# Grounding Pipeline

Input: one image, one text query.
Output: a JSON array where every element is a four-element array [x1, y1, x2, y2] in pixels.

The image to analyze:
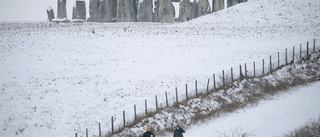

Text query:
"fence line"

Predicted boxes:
[[74, 39, 319, 137]]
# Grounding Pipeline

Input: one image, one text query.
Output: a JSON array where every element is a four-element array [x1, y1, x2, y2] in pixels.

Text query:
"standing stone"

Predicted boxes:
[[57, 0, 67, 19], [194, 0, 211, 17], [212, 0, 224, 12], [88, 0, 99, 21], [179, 0, 195, 22], [72, 0, 86, 20], [46, 6, 55, 22], [157, 0, 175, 22], [89, 0, 117, 22], [233, 0, 238, 6], [137, 0, 153, 22], [227, 0, 238, 8], [117, 0, 137, 22], [99, 0, 117, 22], [111, 0, 118, 21]]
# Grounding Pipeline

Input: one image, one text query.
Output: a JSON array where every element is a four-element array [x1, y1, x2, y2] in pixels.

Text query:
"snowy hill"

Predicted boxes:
[[0, 0, 319, 136], [185, 81, 320, 137]]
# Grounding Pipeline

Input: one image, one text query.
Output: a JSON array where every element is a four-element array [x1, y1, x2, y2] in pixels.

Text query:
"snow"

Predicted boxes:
[[0, 0, 320, 136], [51, 18, 70, 22], [185, 82, 320, 137], [46, 6, 53, 11], [137, 0, 143, 14], [173, 2, 180, 18]]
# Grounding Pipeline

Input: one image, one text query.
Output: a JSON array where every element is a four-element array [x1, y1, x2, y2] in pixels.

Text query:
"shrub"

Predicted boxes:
[[284, 116, 320, 137]]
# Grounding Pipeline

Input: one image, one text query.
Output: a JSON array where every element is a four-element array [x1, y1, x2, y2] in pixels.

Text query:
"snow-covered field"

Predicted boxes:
[[0, 0, 320, 136]]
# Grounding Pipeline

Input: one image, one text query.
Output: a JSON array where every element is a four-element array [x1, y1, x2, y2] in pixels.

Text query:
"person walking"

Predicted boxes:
[[143, 126, 155, 137], [173, 124, 185, 137]]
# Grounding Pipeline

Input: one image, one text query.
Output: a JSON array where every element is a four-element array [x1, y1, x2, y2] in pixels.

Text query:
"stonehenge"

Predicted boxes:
[[48, 0, 248, 23]]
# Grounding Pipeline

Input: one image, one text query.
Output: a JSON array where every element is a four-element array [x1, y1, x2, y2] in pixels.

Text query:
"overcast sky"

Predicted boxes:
[[0, 0, 90, 21]]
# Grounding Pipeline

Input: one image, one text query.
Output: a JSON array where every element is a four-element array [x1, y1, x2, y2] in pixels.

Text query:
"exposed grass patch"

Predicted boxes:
[[218, 126, 255, 137], [284, 116, 320, 137]]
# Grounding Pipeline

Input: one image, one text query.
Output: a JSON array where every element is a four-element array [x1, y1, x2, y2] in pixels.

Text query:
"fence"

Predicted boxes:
[[74, 39, 319, 137]]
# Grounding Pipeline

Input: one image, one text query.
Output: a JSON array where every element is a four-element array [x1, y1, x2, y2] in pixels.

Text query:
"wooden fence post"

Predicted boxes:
[[145, 100, 147, 115], [239, 65, 243, 80], [165, 92, 168, 107], [213, 74, 216, 90], [155, 95, 158, 111], [300, 44, 302, 59], [245, 63, 247, 77], [231, 67, 233, 82], [286, 48, 288, 65], [185, 84, 188, 100], [253, 62, 256, 77], [195, 80, 198, 96], [134, 105, 137, 120], [307, 41, 309, 56], [314, 39, 316, 53], [269, 55, 272, 73], [207, 78, 210, 94], [278, 52, 280, 69], [99, 123, 101, 137], [175, 87, 178, 104], [263, 59, 265, 75], [222, 70, 225, 88], [111, 117, 114, 134], [86, 128, 88, 137], [123, 111, 126, 128], [293, 46, 295, 63], [75, 133, 77, 137]]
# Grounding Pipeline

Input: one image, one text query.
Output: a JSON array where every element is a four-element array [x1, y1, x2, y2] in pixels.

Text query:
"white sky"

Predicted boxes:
[[0, 0, 90, 21]]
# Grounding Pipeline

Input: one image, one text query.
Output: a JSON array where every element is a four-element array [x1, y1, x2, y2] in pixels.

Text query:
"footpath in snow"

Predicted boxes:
[[183, 81, 320, 137]]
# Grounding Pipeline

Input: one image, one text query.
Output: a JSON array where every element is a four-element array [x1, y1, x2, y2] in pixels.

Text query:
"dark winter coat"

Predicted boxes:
[[143, 131, 155, 137], [173, 127, 185, 137]]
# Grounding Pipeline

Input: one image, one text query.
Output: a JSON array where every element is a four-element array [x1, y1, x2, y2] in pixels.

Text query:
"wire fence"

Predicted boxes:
[[74, 39, 319, 137]]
